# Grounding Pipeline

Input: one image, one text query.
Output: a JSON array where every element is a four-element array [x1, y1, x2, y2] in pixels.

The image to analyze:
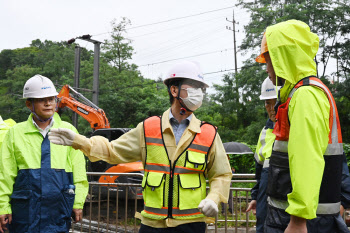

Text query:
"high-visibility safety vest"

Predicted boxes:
[[254, 119, 275, 168], [267, 77, 343, 215], [141, 116, 216, 220]]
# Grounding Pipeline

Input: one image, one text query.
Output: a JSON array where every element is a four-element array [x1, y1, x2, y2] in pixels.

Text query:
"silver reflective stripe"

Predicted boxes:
[[189, 144, 209, 152], [173, 208, 201, 215], [273, 140, 288, 153], [145, 137, 163, 144], [267, 197, 289, 210], [144, 206, 168, 215], [254, 152, 264, 165], [289, 88, 297, 98], [258, 128, 268, 161], [263, 159, 270, 168], [316, 202, 341, 215], [145, 164, 170, 173], [174, 167, 202, 174], [325, 143, 343, 155], [268, 197, 341, 215]]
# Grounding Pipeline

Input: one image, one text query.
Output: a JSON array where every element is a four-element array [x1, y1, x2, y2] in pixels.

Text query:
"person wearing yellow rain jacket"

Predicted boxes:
[[48, 61, 232, 233], [255, 20, 349, 232], [246, 77, 279, 233], [0, 116, 16, 145], [0, 75, 88, 233]]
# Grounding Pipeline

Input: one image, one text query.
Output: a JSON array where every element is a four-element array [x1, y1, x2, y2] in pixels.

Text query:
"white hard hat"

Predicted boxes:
[[259, 77, 280, 100], [23, 74, 58, 99], [163, 61, 209, 88]]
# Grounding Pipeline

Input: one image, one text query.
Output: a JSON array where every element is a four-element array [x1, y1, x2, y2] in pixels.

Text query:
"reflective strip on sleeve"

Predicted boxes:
[[254, 152, 264, 165], [268, 197, 341, 215], [263, 159, 270, 168], [324, 143, 343, 156], [258, 129, 268, 161]]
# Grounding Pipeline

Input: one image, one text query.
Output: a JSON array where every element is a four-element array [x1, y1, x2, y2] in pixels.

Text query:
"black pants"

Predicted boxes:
[[264, 205, 350, 233], [139, 222, 206, 233]]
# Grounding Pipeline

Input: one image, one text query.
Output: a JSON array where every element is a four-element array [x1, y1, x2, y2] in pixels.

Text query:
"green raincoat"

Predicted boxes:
[[266, 20, 331, 219]]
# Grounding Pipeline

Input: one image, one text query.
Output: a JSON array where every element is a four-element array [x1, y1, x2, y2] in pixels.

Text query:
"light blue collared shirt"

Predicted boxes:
[[169, 110, 192, 145]]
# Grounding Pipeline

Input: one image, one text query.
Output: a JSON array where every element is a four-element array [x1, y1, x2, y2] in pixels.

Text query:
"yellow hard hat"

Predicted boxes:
[[255, 33, 268, 63]]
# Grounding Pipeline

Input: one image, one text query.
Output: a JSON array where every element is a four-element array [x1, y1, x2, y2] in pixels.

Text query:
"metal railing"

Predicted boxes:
[[70, 173, 256, 233]]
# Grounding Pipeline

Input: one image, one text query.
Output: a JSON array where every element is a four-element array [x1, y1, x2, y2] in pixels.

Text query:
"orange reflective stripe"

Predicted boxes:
[[190, 123, 216, 153]]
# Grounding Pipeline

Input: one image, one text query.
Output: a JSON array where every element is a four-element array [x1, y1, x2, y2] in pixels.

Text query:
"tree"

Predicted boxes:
[[102, 18, 134, 73]]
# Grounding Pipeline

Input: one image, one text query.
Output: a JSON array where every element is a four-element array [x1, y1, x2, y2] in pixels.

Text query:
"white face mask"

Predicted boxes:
[[180, 88, 203, 111]]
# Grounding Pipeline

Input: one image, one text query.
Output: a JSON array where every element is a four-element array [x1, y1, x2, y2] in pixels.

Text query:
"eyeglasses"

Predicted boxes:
[[181, 87, 206, 93], [33, 97, 57, 104]]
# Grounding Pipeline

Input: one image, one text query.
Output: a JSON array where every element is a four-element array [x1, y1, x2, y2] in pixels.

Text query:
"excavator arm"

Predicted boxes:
[[57, 85, 110, 130]]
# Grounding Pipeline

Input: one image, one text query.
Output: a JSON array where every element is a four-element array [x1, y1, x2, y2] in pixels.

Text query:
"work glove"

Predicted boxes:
[[48, 128, 76, 146], [198, 198, 218, 217]]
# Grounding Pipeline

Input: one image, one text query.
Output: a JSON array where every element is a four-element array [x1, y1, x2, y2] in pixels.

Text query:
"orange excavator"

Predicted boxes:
[[57, 85, 143, 199], [57, 85, 110, 130]]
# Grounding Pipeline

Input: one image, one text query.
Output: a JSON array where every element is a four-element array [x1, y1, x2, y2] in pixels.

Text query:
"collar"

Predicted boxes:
[[24, 112, 62, 134], [162, 108, 201, 133], [32, 117, 55, 134], [169, 109, 193, 124]]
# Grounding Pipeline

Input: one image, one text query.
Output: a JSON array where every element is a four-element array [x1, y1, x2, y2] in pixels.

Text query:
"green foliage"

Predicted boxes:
[[0, 18, 169, 136]]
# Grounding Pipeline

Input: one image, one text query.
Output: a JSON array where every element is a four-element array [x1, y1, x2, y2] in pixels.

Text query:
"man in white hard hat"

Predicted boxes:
[[0, 75, 88, 233], [49, 61, 232, 233], [246, 77, 280, 233]]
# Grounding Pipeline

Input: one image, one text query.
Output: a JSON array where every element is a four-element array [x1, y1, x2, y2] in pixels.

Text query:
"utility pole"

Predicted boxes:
[[77, 35, 102, 106], [226, 9, 238, 74], [68, 35, 102, 106]]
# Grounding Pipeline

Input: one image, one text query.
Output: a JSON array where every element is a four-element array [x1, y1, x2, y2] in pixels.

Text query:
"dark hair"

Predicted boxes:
[[167, 78, 182, 104]]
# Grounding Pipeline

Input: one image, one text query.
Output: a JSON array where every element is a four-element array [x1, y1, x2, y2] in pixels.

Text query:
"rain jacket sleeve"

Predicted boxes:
[[205, 133, 233, 205], [251, 129, 264, 200], [72, 122, 143, 165], [70, 128, 89, 209], [0, 128, 16, 215], [286, 86, 330, 219]]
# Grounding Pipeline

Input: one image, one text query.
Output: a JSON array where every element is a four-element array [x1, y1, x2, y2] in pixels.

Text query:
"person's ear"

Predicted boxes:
[[25, 100, 32, 110], [170, 85, 179, 98]]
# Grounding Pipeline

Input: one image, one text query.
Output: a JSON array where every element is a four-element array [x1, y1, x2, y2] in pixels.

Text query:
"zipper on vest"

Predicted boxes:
[[168, 162, 174, 218]]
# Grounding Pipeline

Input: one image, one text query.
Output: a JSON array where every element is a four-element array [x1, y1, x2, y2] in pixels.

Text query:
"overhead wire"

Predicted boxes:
[[138, 48, 234, 66], [92, 6, 236, 37]]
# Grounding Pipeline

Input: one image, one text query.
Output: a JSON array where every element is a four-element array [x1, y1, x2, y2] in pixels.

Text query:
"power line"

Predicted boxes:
[[92, 6, 235, 37], [139, 48, 234, 66]]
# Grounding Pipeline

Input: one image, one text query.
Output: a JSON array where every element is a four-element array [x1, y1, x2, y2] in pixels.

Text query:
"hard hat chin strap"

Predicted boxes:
[[30, 99, 55, 123], [174, 81, 193, 115]]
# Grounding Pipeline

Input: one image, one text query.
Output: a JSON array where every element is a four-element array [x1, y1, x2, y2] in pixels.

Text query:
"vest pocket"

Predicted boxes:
[[186, 151, 206, 170], [266, 151, 292, 200], [179, 173, 202, 209], [10, 190, 32, 232], [143, 172, 165, 208]]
